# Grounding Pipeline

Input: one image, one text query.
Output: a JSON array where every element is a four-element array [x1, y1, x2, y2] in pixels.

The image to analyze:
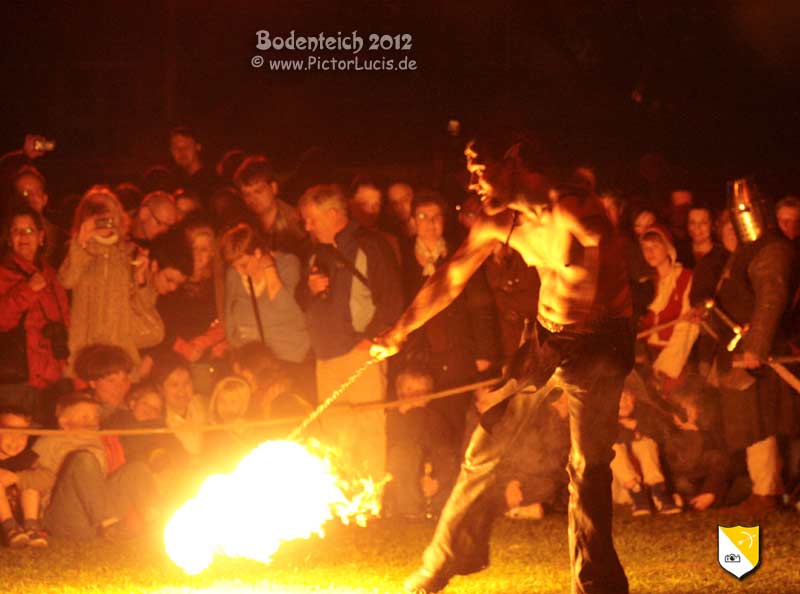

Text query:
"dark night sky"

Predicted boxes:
[[3, 1, 800, 197]]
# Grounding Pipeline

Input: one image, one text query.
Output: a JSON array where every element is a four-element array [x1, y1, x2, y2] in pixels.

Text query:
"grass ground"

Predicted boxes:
[[1, 508, 798, 594]]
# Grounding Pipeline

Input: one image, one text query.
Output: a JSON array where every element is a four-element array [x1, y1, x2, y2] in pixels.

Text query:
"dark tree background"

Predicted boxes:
[[3, 1, 800, 199]]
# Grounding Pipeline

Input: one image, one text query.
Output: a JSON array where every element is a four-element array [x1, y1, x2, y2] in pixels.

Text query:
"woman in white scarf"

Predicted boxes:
[[413, 201, 448, 276], [639, 225, 699, 381]]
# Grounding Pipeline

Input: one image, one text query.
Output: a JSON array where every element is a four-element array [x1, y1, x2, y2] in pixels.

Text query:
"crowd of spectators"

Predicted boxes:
[[0, 129, 799, 549]]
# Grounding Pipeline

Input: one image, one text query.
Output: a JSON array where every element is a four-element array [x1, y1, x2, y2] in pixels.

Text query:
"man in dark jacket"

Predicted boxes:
[[299, 184, 403, 478]]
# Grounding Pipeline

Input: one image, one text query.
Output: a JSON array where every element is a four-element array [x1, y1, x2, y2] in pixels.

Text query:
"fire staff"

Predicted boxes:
[[372, 144, 634, 594]]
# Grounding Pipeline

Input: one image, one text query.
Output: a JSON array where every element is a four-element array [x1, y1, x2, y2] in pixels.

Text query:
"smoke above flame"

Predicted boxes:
[[164, 440, 385, 575]]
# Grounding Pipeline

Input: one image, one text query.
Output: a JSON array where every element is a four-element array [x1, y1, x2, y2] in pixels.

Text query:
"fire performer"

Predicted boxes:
[[371, 143, 634, 594]]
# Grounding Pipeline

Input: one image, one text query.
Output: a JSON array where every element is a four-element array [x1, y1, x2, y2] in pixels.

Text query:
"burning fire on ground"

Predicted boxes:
[[164, 440, 386, 575]]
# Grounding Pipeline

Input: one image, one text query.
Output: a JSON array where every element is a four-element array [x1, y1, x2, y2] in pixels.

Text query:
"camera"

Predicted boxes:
[[33, 138, 56, 152], [42, 321, 70, 361], [724, 554, 741, 563], [94, 217, 116, 229]]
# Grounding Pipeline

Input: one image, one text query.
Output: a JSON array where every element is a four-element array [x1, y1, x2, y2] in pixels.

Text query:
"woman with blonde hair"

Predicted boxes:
[[206, 375, 256, 471], [58, 186, 149, 375]]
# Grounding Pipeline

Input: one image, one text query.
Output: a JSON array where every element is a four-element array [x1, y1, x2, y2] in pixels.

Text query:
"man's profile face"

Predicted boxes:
[[776, 205, 800, 241], [140, 202, 177, 240], [300, 202, 340, 245], [240, 179, 278, 217], [15, 173, 48, 213], [170, 133, 201, 171]]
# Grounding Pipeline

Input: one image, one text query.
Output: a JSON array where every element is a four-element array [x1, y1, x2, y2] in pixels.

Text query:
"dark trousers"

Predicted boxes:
[[418, 319, 633, 594]]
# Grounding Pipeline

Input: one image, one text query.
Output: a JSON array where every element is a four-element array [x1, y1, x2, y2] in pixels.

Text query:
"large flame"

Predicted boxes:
[[164, 440, 384, 575]]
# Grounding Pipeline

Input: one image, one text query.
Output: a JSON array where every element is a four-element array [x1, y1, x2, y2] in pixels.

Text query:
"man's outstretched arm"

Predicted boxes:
[[372, 221, 497, 357]]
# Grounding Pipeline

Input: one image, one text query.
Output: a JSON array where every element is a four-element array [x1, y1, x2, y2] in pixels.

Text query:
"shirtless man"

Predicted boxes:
[[371, 145, 634, 594]]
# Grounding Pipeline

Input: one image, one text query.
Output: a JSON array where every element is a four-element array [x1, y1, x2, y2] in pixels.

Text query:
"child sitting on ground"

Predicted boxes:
[[206, 376, 258, 471], [662, 379, 730, 511], [104, 382, 177, 473], [497, 387, 571, 521], [384, 366, 459, 519], [0, 408, 48, 548], [20, 394, 157, 540], [611, 373, 681, 516], [73, 343, 134, 424], [151, 352, 209, 462]]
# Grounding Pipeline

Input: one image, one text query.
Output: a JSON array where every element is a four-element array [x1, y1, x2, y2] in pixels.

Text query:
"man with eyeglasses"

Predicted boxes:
[[130, 191, 178, 249]]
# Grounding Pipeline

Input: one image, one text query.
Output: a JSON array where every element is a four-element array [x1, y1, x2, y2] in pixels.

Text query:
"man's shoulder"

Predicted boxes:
[[273, 250, 300, 270], [353, 225, 394, 255]]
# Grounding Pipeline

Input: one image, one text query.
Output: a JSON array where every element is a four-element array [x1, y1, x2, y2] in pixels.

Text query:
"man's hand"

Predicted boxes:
[[0, 468, 19, 488], [504, 480, 524, 509], [475, 359, 491, 373], [307, 267, 330, 296], [690, 492, 715, 511], [28, 272, 47, 292], [138, 355, 154, 379], [369, 329, 403, 360], [132, 247, 150, 286], [22, 134, 49, 160], [421, 473, 440, 499], [739, 351, 761, 369]]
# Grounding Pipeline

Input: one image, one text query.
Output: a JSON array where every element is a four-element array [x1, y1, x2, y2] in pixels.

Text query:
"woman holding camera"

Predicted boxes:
[[0, 206, 70, 417], [59, 186, 151, 377]]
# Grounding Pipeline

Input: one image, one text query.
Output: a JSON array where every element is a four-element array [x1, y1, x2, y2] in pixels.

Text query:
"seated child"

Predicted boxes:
[[22, 394, 157, 540], [496, 387, 570, 521], [611, 374, 681, 516], [151, 352, 208, 460], [662, 380, 730, 511], [206, 376, 258, 471], [0, 408, 48, 548], [104, 382, 178, 473], [384, 366, 459, 519], [73, 343, 134, 423]]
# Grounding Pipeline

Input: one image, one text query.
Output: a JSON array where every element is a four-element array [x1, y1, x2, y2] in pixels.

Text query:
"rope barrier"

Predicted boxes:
[[0, 376, 501, 438]]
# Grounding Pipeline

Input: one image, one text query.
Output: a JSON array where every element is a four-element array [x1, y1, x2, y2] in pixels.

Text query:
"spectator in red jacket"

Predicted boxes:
[[0, 206, 70, 420]]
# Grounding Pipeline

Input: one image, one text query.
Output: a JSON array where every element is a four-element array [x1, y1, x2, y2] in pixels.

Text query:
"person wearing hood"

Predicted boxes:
[[637, 225, 699, 388]]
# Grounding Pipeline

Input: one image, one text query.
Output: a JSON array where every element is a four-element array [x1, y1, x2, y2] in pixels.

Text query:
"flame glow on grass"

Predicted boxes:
[[164, 440, 385, 575]]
